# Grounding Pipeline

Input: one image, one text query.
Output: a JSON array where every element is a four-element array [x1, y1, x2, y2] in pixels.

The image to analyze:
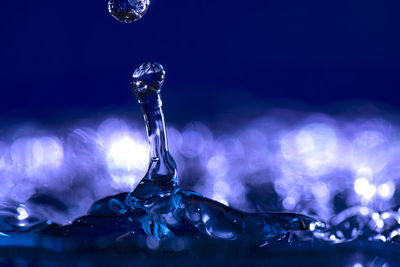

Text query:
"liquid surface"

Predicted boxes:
[[0, 62, 400, 266]]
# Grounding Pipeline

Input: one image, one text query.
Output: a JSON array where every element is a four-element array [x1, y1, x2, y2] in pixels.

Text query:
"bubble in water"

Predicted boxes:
[[108, 0, 150, 23], [132, 62, 165, 98]]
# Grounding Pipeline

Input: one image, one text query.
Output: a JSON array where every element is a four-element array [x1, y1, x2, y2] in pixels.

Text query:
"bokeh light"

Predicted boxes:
[[0, 108, 400, 225]]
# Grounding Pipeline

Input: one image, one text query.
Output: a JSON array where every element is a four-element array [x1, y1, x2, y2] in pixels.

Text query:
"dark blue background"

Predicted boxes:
[[1, 0, 399, 121]]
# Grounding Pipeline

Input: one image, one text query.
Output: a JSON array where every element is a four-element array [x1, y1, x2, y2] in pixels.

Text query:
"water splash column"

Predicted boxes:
[[132, 62, 177, 188]]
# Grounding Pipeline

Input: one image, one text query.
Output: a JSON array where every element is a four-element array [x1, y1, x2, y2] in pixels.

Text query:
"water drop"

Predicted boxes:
[[108, 0, 150, 23], [132, 62, 165, 99]]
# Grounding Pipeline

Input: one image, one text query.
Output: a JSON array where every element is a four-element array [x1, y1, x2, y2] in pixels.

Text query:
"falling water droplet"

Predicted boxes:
[[108, 0, 150, 23]]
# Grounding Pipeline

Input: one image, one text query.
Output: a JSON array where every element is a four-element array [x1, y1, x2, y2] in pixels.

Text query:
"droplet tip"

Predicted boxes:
[[131, 62, 165, 99]]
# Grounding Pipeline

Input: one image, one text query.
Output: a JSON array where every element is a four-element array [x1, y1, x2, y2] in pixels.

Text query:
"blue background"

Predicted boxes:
[[1, 0, 399, 121]]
